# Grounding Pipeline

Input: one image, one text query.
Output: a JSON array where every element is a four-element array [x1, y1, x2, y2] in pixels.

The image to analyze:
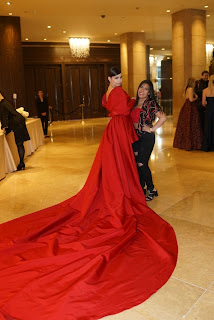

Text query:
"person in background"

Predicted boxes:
[[173, 77, 203, 151], [36, 90, 49, 137], [201, 74, 214, 151], [0, 92, 30, 170], [195, 70, 209, 132], [131, 80, 167, 201]]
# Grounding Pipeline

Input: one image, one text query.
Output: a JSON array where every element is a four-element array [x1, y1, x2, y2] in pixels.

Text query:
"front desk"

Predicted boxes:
[[0, 118, 44, 180]]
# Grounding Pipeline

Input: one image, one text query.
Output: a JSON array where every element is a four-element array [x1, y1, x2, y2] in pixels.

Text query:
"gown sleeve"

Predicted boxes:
[[102, 87, 134, 116]]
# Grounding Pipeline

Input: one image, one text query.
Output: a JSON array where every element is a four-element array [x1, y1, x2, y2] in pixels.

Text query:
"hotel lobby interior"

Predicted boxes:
[[0, 1, 214, 320]]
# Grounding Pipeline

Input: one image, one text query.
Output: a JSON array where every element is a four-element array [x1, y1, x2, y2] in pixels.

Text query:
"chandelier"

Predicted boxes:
[[69, 37, 90, 58]]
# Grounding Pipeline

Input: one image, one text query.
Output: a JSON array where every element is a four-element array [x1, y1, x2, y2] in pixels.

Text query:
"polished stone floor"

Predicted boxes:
[[0, 117, 214, 320]]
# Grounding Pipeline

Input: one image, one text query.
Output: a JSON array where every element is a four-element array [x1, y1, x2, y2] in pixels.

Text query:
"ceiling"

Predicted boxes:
[[1, 0, 214, 56]]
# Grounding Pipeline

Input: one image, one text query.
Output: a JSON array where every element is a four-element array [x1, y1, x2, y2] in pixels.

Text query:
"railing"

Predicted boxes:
[[158, 99, 173, 115]]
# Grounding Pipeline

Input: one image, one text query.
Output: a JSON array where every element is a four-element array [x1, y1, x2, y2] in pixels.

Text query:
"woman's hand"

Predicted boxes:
[[142, 125, 152, 133]]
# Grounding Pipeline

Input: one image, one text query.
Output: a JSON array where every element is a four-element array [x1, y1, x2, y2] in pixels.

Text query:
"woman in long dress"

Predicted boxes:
[[0, 68, 178, 320], [173, 77, 203, 151], [202, 74, 214, 151]]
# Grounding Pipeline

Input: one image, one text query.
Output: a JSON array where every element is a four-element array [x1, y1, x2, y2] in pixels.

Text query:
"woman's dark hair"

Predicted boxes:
[[134, 80, 156, 107], [108, 67, 121, 77]]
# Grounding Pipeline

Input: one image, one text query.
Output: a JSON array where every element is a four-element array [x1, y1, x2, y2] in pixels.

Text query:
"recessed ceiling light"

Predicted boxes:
[[62, 30, 66, 33], [207, 14, 210, 17], [47, 26, 51, 29], [141, 30, 144, 32], [167, 57, 170, 59], [161, 48, 165, 50], [115, 32, 118, 35], [107, 40, 110, 42], [44, 38, 47, 41], [204, 5, 208, 8], [6, 2, 11, 5], [8, 12, 12, 15], [25, 38, 29, 41], [150, 47, 153, 50], [170, 77, 172, 80], [166, 10, 170, 13]]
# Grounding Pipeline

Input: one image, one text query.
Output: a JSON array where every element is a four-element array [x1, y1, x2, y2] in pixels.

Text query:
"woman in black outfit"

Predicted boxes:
[[131, 80, 167, 201], [0, 93, 30, 171], [35, 90, 49, 137]]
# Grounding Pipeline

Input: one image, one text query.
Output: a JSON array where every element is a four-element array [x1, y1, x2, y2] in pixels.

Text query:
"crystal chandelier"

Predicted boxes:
[[69, 37, 90, 58]]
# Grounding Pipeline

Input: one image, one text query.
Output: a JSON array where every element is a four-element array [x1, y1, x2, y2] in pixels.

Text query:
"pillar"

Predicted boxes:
[[0, 16, 25, 106], [120, 32, 147, 97], [172, 9, 206, 126]]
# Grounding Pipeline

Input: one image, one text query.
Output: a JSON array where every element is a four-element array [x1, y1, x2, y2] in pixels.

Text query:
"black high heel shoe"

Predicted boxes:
[[17, 163, 25, 171], [146, 189, 158, 201]]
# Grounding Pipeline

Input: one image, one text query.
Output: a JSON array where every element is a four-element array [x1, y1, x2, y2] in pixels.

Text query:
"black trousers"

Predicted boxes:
[[40, 116, 48, 135], [133, 132, 155, 191]]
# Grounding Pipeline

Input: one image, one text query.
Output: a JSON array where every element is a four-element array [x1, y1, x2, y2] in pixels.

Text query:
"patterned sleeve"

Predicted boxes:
[[150, 100, 162, 115]]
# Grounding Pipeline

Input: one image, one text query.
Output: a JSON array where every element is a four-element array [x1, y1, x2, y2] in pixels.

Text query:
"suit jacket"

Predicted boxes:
[[35, 96, 49, 119]]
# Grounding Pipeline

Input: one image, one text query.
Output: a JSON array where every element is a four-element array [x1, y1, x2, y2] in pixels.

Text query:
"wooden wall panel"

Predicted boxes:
[[24, 65, 63, 120], [24, 68, 37, 116], [22, 43, 120, 120], [0, 17, 25, 105]]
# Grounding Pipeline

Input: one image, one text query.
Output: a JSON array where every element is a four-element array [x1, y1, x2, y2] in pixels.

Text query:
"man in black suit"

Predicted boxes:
[[36, 90, 49, 137]]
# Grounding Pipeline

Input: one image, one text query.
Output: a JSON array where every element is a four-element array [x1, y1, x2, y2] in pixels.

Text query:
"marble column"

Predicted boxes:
[[172, 9, 206, 126], [120, 32, 147, 98], [0, 16, 25, 106]]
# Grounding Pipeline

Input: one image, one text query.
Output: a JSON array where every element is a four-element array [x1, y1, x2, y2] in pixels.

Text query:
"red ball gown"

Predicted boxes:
[[0, 87, 178, 320]]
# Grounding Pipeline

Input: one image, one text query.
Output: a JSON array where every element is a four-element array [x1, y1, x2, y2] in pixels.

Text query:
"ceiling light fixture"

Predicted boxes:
[[8, 12, 12, 15], [47, 26, 51, 29], [44, 38, 47, 41], [63, 31, 67, 34], [150, 47, 153, 50], [25, 38, 29, 41], [207, 14, 210, 17], [166, 10, 170, 13], [161, 48, 165, 50], [107, 40, 110, 42], [6, 2, 11, 5], [69, 37, 90, 58], [204, 5, 208, 8]]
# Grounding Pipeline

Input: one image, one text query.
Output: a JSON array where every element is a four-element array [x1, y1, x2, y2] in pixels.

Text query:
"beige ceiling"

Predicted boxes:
[[1, 0, 214, 55]]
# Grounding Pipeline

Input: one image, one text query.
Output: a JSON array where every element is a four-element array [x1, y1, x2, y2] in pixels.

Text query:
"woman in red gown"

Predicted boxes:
[[173, 77, 203, 151], [0, 68, 178, 320]]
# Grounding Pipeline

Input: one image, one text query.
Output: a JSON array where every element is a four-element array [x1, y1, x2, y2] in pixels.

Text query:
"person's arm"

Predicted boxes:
[[143, 110, 167, 133], [202, 89, 207, 107], [187, 87, 197, 102]]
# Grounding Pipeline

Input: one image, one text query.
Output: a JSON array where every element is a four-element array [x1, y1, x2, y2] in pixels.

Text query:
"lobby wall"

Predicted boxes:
[[22, 43, 120, 120]]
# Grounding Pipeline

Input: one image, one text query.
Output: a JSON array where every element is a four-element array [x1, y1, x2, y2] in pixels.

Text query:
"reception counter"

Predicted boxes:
[[0, 118, 44, 180]]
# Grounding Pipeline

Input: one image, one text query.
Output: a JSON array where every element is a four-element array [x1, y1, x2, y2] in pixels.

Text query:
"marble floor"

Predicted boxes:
[[0, 116, 214, 320]]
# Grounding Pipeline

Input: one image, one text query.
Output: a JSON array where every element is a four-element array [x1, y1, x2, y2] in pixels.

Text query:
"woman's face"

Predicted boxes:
[[108, 73, 122, 88], [138, 83, 150, 100]]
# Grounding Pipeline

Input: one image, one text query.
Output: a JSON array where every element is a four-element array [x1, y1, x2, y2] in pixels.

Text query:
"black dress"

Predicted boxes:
[[202, 97, 214, 151], [0, 99, 30, 144]]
